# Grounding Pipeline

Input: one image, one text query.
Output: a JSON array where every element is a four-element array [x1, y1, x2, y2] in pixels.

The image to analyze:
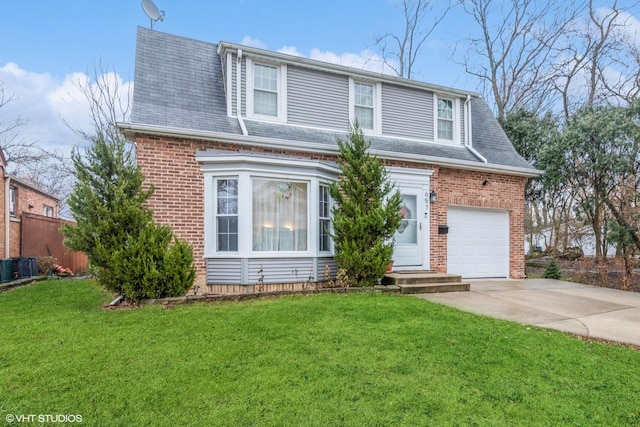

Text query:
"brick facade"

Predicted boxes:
[[136, 134, 528, 285], [0, 174, 59, 258]]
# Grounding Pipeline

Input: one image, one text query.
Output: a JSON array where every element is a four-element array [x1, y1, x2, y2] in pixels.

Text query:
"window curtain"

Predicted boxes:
[[252, 180, 308, 251]]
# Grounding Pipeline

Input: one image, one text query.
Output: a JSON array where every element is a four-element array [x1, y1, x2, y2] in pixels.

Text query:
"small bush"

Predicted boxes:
[[543, 258, 562, 280], [107, 224, 196, 302]]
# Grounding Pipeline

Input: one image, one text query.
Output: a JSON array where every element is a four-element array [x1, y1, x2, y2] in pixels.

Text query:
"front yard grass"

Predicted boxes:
[[1, 279, 640, 426]]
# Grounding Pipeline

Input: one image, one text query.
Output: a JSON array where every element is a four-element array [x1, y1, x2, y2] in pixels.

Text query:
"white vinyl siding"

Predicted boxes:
[[287, 66, 349, 129], [382, 83, 433, 140]]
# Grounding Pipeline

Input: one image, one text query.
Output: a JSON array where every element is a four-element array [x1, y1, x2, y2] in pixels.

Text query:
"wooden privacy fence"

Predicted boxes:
[[20, 212, 88, 275]]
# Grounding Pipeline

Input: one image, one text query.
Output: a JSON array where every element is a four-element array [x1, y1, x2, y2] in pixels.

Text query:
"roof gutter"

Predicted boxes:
[[118, 121, 542, 178]]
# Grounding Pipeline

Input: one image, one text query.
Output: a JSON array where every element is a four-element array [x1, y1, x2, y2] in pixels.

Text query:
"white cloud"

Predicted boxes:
[[308, 48, 397, 75], [0, 63, 132, 159], [240, 36, 398, 75], [241, 36, 267, 49], [277, 46, 303, 57]]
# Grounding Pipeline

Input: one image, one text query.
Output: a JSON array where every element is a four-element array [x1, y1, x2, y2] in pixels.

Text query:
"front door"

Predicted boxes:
[[393, 188, 425, 269]]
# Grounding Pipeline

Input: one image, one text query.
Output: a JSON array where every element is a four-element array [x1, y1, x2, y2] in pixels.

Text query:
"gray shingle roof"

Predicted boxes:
[[131, 27, 537, 175]]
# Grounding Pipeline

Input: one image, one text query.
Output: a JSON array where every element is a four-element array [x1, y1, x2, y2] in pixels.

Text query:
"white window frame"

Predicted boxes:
[[214, 177, 239, 253], [43, 205, 54, 218], [349, 78, 382, 134], [246, 58, 287, 122], [9, 186, 16, 216], [318, 183, 333, 253], [434, 95, 460, 144], [200, 155, 338, 258]]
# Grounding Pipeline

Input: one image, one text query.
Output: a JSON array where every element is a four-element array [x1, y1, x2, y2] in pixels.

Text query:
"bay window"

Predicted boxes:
[[200, 152, 339, 259]]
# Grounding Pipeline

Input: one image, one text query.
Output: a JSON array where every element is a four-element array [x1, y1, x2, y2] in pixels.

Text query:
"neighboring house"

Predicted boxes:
[[0, 148, 59, 258], [120, 28, 539, 292]]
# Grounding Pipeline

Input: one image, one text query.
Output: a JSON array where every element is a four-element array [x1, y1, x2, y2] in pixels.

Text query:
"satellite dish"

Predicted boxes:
[[142, 0, 165, 29]]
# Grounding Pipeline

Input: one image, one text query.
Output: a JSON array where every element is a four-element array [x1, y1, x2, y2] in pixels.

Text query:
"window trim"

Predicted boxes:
[[246, 58, 287, 122], [349, 78, 382, 134], [434, 94, 460, 144], [43, 205, 54, 218]]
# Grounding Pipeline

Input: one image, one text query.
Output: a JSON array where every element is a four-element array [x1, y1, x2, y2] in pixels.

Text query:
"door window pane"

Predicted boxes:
[[396, 194, 418, 244]]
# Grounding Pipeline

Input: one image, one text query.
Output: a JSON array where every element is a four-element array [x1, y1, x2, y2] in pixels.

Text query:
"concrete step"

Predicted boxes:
[[397, 282, 470, 294], [381, 271, 463, 286]]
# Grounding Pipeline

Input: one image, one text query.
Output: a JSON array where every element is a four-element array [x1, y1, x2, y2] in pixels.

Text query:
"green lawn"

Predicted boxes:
[[1, 280, 640, 426]]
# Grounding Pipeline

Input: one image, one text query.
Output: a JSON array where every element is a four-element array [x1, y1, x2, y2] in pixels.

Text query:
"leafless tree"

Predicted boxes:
[[461, 0, 583, 120], [0, 81, 72, 213], [374, 0, 456, 79], [64, 64, 132, 146], [551, 1, 637, 118]]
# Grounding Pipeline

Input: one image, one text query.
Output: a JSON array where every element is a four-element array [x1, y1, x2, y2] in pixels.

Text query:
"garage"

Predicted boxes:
[[447, 207, 509, 278]]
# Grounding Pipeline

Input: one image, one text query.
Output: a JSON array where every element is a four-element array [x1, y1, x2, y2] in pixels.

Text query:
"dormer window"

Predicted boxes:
[[246, 59, 287, 122], [349, 79, 381, 133], [354, 82, 374, 129], [254, 64, 278, 116], [435, 95, 460, 144], [437, 98, 453, 140]]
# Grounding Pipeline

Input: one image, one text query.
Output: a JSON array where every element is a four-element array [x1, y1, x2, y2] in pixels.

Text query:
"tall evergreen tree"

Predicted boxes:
[[62, 136, 195, 300], [329, 123, 403, 286]]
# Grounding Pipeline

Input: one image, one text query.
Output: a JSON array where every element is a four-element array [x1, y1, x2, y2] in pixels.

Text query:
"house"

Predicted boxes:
[[119, 28, 539, 292], [0, 148, 59, 258]]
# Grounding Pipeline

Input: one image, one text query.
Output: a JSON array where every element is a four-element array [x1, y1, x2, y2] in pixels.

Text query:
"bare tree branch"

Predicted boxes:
[[374, 0, 455, 79], [461, 0, 584, 119]]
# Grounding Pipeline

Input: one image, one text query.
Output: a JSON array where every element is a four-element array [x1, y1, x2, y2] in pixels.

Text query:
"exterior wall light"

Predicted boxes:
[[429, 190, 437, 204]]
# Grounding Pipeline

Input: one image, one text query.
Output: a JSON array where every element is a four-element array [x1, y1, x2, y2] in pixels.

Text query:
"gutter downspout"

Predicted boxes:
[[4, 173, 10, 258], [464, 94, 487, 164], [236, 49, 248, 136]]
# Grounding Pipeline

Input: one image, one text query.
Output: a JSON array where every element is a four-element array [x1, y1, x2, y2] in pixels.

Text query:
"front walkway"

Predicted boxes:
[[415, 278, 640, 346]]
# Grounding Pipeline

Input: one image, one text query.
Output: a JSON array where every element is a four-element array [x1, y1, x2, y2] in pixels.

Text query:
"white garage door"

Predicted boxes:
[[447, 207, 509, 278]]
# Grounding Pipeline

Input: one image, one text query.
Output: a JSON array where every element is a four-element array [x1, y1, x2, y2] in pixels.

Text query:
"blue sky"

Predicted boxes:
[[0, 0, 473, 155], [1, 0, 639, 157]]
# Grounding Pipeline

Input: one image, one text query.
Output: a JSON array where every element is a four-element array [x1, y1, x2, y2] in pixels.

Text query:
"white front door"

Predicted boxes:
[[393, 188, 426, 269]]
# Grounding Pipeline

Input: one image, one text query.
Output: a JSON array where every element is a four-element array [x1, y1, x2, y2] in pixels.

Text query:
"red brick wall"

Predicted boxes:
[[135, 134, 527, 283]]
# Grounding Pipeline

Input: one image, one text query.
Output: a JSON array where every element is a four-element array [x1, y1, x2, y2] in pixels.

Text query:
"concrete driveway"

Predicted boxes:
[[416, 278, 640, 346]]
